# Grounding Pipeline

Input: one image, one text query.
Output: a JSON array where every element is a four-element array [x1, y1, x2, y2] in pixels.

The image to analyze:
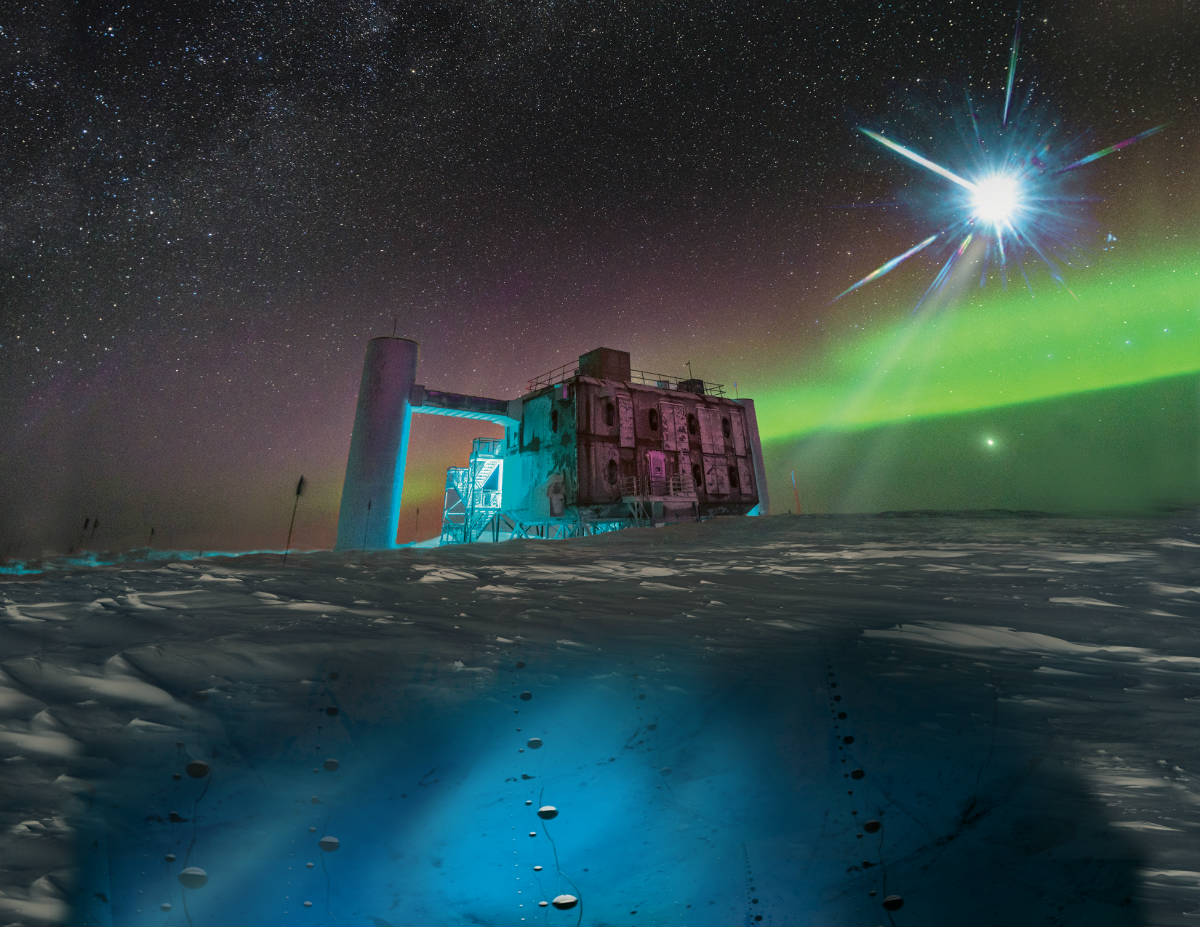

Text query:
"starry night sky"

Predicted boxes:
[[2, 1, 1197, 555]]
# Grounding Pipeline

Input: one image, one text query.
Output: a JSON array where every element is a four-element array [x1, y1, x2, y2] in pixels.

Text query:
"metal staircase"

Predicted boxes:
[[440, 438, 507, 545], [619, 476, 653, 527]]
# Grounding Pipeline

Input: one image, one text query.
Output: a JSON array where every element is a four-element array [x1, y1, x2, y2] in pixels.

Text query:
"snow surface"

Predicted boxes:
[[1, 513, 1199, 926]]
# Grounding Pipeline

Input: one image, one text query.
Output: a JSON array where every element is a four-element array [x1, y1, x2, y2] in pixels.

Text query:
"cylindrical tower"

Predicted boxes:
[[736, 398, 770, 516], [335, 337, 419, 550]]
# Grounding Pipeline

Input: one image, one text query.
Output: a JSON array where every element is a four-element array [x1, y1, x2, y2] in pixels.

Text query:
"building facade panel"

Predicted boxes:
[[736, 457, 754, 499], [731, 407, 748, 457], [617, 393, 635, 448], [702, 453, 731, 495]]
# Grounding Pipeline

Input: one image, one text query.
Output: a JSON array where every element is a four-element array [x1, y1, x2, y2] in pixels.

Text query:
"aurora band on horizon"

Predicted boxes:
[[767, 250, 1198, 443]]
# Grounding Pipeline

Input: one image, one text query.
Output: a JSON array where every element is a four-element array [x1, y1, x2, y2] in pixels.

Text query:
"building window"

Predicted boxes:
[[648, 408, 660, 432], [551, 409, 559, 432], [728, 465, 740, 489], [687, 413, 699, 436], [721, 417, 732, 440], [606, 459, 619, 486], [691, 462, 703, 489], [604, 402, 615, 427]]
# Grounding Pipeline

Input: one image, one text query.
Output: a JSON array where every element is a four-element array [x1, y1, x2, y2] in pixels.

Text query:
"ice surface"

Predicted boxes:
[[0, 513, 1198, 925]]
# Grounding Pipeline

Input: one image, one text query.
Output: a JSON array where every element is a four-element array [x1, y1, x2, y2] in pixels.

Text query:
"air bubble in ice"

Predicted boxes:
[[527, 737, 543, 749], [318, 835, 340, 852], [177, 867, 208, 889], [864, 820, 881, 833], [185, 761, 210, 778], [882, 895, 903, 911], [552, 894, 578, 910], [323, 758, 339, 771], [537, 805, 558, 820]]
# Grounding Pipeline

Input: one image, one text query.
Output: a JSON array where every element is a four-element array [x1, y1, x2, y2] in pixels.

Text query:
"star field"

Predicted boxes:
[[1, 1, 1196, 553]]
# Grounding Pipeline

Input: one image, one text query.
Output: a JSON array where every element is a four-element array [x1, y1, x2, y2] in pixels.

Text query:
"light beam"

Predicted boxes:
[[857, 129, 976, 192], [835, 234, 940, 302], [1002, 2, 1021, 130], [1053, 124, 1167, 175]]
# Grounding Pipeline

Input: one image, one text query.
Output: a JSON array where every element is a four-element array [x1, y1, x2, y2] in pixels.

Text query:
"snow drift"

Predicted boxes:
[[1, 513, 1198, 925]]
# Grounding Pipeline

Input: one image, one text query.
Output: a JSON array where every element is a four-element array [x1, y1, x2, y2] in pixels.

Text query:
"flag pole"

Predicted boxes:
[[282, 475, 305, 565], [360, 499, 373, 564]]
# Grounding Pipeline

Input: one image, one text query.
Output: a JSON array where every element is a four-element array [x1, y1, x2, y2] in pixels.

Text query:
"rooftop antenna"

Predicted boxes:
[[392, 318, 398, 338], [685, 360, 693, 379]]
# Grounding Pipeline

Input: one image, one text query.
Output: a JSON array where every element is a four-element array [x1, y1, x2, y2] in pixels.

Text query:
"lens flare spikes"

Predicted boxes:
[[1017, 261, 1034, 295], [1002, 3, 1022, 130], [858, 128, 977, 192], [840, 7, 1164, 310], [966, 88, 987, 153], [915, 232, 974, 311], [834, 234, 941, 302], [1011, 224, 1066, 289], [1053, 124, 1167, 175]]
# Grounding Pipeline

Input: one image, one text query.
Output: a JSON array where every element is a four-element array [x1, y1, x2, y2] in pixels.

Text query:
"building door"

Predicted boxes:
[[645, 450, 667, 495]]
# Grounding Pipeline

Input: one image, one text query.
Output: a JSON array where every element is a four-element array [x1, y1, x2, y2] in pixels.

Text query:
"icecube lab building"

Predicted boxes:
[[335, 339, 768, 549]]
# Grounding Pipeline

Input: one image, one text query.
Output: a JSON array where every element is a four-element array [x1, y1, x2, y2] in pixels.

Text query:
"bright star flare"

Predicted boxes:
[[972, 174, 1022, 226], [838, 9, 1165, 310]]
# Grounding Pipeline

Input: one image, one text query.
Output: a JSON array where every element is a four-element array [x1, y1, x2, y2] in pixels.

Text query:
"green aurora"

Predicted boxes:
[[757, 247, 1200, 513], [755, 247, 1199, 441]]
